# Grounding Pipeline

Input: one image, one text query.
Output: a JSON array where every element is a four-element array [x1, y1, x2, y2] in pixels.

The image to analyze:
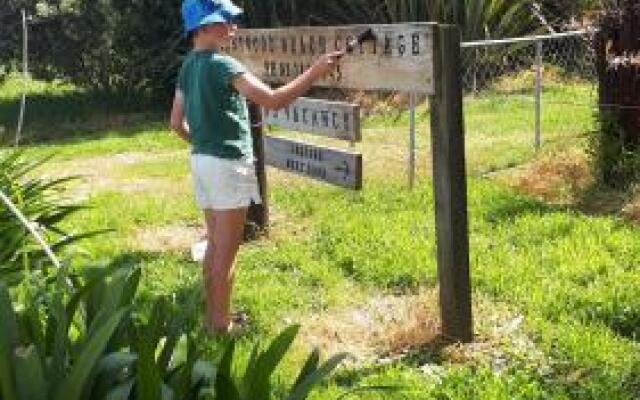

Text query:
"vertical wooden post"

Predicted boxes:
[[246, 102, 269, 237], [429, 25, 473, 343], [15, 9, 28, 147], [408, 92, 417, 190], [534, 40, 543, 150]]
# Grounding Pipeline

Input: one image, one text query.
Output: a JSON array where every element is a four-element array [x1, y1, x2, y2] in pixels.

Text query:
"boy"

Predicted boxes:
[[170, 0, 343, 334]]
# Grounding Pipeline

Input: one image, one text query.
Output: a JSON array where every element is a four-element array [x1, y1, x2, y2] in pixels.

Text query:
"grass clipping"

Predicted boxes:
[[298, 289, 550, 377], [299, 290, 440, 363]]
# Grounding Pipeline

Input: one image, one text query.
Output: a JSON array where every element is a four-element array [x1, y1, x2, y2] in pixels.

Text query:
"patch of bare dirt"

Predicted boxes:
[[298, 290, 440, 364], [296, 289, 552, 377], [129, 223, 205, 253], [41, 151, 187, 201]]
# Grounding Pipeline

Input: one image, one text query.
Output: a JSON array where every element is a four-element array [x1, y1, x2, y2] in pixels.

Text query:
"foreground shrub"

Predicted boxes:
[[0, 150, 101, 286]]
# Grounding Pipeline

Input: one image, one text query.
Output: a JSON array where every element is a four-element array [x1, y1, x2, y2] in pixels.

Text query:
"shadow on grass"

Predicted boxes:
[[475, 186, 561, 224], [574, 183, 631, 219], [0, 89, 168, 145], [103, 250, 201, 311]]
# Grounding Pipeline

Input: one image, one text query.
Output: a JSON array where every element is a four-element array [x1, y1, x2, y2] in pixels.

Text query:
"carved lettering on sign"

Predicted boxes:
[[224, 23, 436, 93], [263, 98, 361, 142]]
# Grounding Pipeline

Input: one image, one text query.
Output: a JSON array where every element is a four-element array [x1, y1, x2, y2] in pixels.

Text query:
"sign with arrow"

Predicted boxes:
[[264, 135, 362, 190]]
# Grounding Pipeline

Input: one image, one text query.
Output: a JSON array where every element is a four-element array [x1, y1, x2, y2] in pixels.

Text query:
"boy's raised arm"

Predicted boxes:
[[233, 51, 343, 111]]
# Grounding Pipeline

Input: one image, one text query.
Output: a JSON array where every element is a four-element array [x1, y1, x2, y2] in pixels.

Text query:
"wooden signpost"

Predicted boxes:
[[263, 97, 361, 142], [430, 26, 472, 342], [240, 23, 472, 343], [264, 136, 362, 190]]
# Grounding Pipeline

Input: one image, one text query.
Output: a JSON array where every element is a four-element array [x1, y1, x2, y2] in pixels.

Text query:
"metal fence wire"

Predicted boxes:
[[457, 30, 598, 163], [461, 30, 597, 93]]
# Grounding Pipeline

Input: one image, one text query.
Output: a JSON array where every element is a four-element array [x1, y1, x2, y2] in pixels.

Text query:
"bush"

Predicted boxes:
[[588, 113, 640, 189], [0, 151, 348, 399], [0, 264, 348, 399], [0, 150, 102, 286]]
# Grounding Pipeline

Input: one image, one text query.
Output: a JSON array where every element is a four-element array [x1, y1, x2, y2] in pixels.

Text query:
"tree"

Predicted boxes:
[[593, 0, 640, 186]]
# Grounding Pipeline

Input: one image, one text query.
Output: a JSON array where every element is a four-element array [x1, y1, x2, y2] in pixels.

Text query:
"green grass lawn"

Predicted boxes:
[[2, 75, 639, 399]]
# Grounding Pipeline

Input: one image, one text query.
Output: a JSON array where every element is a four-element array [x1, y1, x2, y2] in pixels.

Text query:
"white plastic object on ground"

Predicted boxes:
[[191, 240, 208, 262]]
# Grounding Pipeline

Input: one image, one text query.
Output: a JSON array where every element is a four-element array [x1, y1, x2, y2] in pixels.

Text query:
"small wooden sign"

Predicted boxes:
[[264, 136, 362, 190], [263, 98, 361, 142], [225, 23, 436, 93]]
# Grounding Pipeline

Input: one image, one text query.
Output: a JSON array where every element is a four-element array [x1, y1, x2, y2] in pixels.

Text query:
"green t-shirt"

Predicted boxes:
[[177, 50, 253, 159]]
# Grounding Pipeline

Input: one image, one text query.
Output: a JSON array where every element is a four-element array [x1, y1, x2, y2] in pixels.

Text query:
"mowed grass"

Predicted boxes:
[[3, 75, 640, 399]]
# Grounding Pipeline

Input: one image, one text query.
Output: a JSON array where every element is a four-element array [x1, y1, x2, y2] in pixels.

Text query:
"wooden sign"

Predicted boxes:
[[264, 136, 362, 190], [263, 98, 361, 142], [225, 23, 436, 93]]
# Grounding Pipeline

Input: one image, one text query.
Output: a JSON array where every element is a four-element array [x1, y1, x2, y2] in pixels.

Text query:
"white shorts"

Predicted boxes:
[[191, 154, 262, 210]]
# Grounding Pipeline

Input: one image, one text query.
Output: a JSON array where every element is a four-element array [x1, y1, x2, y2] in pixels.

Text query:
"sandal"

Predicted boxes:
[[206, 311, 251, 337]]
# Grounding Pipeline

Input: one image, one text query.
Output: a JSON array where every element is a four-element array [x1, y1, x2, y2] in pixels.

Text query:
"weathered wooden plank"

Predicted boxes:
[[429, 25, 473, 342], [263, 98, 361, 142], [225, 23, 436, 93], [246, 102, 269, 237], [264, 136, 362, 190]]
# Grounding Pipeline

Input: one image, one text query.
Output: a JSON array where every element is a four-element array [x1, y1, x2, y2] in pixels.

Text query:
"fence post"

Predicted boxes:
[[246, 102, 269, 238], [430, 25, 473, 343], [535, 39, 543, 150], [15, 9, 28, 147], [473, 47, 478, 95], [408, 92, 416, 190]]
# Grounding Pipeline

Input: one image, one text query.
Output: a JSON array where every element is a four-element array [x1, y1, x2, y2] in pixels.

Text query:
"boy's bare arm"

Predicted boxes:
[[233, 51, 343, 110], [169, 90, 191, 143]]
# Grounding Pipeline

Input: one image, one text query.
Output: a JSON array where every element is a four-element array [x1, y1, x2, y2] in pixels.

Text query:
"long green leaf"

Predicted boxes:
[[215, 372, 241, 400], [286, 353, 349, 400], [161, 384, 175, 400], [18, 307, 46, 360], [48, 285, 69, 393], [247, 324, 300, 400], [93, 352, 138, 399], [292, 347, 320, 389], [241, 341, 261, 397], [86, 270, 129, 338], [53, 308, 127, 400], [0, 282, 19, 400], [215, 339, 240, 400], [105, 380, 135, 400], [96, 352, 138, 376], [135, 332, 163, 400], [14, 345, 47, 400], [172, 336, 200, 399], [120, 267, 142, 309]]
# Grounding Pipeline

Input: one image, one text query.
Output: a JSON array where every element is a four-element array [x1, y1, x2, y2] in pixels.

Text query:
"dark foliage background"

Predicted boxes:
[[0, 0, 596, 98]]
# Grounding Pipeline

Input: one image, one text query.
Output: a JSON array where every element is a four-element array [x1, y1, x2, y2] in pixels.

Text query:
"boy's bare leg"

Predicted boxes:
[[203, 207, 248, 333]]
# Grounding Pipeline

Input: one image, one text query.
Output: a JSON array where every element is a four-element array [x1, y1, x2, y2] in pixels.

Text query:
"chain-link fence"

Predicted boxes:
[[459, 30, 598, 175], [462, 30, 597, 92]]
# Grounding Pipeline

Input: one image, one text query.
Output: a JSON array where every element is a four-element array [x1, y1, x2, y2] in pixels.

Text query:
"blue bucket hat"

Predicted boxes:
[[182, 0, 243, 36]]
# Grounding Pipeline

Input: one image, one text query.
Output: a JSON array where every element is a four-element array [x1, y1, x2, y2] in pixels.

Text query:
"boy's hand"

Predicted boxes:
[[310, 51, 344, 79]]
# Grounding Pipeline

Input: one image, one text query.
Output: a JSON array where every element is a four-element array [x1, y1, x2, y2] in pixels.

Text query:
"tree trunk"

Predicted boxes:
[[598, 0, 640, 146]]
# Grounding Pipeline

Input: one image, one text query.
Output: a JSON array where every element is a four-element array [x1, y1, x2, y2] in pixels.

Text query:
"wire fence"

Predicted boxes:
[[461, 30, 597, 93], [364, 30, 600, 184], [459, 30, 598, 169]]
